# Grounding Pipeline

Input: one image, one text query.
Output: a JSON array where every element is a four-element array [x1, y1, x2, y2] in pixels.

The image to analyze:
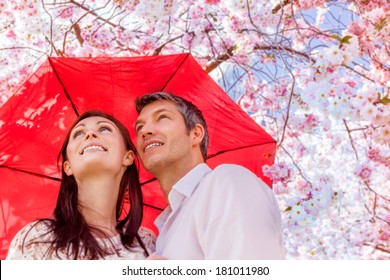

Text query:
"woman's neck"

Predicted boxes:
[[76, 174, 121, 236]]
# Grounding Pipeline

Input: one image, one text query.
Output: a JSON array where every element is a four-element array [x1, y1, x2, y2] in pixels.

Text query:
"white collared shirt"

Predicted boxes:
[[155, 163, 285, 259]]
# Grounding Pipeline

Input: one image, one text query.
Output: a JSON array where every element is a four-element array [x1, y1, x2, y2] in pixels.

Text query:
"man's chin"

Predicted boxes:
[[142, 160, 166, 175]]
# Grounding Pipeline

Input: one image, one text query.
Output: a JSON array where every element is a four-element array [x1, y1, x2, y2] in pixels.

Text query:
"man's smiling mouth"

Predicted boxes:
[[145, 142, 163, 151]]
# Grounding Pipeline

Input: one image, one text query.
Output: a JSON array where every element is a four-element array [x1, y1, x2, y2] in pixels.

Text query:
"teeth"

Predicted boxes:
[[145, 142, 162, 151], [83, 145, 105, 154]]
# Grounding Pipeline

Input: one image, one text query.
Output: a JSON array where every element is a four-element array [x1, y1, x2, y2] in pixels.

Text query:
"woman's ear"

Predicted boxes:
[[123, 150, 135, 166], [63, 161, 73, 176], [192, 123, 205, 146]]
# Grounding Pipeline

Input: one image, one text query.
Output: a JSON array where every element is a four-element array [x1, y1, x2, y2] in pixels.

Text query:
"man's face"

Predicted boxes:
[[135, 100, 193, 174]]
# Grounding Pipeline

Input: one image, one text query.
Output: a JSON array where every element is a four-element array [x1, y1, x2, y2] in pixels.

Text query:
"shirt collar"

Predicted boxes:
[[154, 206, 171, 231], [171, 163, 212, 199], [154, 163, 212, 230]]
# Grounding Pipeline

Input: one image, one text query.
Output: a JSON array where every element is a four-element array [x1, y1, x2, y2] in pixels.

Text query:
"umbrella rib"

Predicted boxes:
[[143, 203, 164, 211], [160, 53, 190, 91], [48, 57, 79, 117], [140, 177, 157, 187], [0, 165, 61, 181], [206, 141, 276, 159]]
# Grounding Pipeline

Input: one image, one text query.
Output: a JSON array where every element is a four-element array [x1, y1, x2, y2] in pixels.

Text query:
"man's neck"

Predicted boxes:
[[157, 160, 203, 199]]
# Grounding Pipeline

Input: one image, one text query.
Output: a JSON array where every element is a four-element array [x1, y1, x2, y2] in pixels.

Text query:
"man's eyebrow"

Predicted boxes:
[[135, 119, 143, 127], [135, 108, 174, 126]]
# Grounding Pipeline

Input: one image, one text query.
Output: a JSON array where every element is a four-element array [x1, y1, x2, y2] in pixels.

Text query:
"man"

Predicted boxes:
[[135, 92, 285, 259]]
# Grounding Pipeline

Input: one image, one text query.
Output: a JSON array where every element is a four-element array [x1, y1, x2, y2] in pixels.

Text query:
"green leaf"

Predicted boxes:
[[330, 34, 342, 41], [340, 35, 353, 45], [379, 97, 390, 105], [378, 92, 390, 105], [330, 35, 353, 46], [375, 18, 387, 30], [208, 13, 218, 22]]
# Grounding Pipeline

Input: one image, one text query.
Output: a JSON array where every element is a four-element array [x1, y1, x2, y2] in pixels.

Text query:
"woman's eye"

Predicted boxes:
[[99, 126, 112, 132], [72, 130, 83, 139]]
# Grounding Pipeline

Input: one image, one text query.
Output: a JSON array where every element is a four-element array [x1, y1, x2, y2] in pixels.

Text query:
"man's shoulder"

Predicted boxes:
[[204, 164, 270, 193], [210, 163, 256, 177]]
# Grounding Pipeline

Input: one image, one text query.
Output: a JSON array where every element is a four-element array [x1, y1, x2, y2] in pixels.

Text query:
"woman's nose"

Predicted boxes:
[[85, 130, 98, 139]]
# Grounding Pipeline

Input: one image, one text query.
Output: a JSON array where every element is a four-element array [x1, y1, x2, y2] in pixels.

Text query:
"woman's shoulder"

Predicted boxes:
[[10, 220, 52, 243], [105, 227, 156, 259], [138, 227, 156, 253], [138, 226, 156, 238], [6, 220, 54, 260]]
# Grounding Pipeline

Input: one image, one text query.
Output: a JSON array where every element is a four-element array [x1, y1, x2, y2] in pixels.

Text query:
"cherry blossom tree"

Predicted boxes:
[[0, 0, 389, 259]]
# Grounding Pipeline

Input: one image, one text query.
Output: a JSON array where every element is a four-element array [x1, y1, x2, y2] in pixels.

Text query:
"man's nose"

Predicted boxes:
[[139, 123, 154, 138]]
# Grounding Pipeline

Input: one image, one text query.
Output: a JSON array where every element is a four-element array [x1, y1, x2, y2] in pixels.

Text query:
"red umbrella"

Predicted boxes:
[[0, 53, 276, 259]]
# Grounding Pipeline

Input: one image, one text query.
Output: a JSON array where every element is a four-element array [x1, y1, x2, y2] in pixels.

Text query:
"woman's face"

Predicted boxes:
[[63, 116, 134, 179]]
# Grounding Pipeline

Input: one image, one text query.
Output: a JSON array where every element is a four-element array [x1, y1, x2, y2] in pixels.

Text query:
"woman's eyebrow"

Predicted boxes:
[[97, 121, 114, 126], [72, 123, 85, 130]]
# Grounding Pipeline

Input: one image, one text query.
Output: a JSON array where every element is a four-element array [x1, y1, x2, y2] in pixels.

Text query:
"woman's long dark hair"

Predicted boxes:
[[30, 110, 147, 259]]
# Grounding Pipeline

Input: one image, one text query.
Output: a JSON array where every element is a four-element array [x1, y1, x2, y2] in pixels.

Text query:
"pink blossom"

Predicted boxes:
[[296, 0, 326, 10], [59, 7, 73, 19], [378, 231, 389, 242], [262, 162, 291, 182], [348, 21, 366, 36], [6, 30, 17, 39], [205, 0, 220, 5], [354, 165, 372, 182], [345, 80, 356, 88]]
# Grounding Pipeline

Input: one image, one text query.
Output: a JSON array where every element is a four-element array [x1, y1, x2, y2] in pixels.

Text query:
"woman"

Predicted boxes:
[[6, 110, 155, 259]]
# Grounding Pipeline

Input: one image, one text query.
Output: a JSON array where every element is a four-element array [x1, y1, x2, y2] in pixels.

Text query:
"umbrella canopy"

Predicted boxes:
[[0, 53, 276, 259]]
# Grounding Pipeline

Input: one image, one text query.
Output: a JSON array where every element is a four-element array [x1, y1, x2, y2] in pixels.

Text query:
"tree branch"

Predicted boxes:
[[73, 23, 84, 46], [342, 63, 376, 83], [281, 145, 313, 188], [153, 35, 183, 56], [69, 0, 124, 30], [343, 120, 359, 160], [204, 43, 313, 73], [272, 0, 292, 14], [364, 181, 390, 204], [204, 46, 236, 73], [278, 83, 295, 148], [254, 44, 314, 62]]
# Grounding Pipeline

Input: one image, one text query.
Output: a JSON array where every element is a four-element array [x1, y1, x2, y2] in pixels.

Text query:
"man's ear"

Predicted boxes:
[[63, 161, 73, 176], [123, 150, 135, 166], [192, 124, 205, 146]]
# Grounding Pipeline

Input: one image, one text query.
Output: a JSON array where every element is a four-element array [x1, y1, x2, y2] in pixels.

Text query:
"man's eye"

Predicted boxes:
[[158, 114, 168, 120], [136, 125, 143, 133]]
